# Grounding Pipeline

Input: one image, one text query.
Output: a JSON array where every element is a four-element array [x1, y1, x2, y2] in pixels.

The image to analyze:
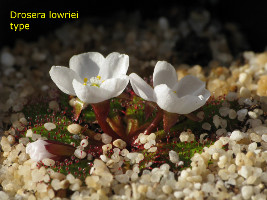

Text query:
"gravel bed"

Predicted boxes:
[[0, 9, 267, 200]]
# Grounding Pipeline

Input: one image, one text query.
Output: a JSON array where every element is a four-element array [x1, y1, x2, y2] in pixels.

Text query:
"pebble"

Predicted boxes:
[[250, 132, 262, 142], [228, 109, 237, 119], [113, 139, 127, 149], [148, 146, 157, 152], [158, 17, 169, 30], [237, 109, 248, 121], [102, 144, 112, 154], [120, 149, 129, 157], [253, 126, 267, 135], [257, 75, 267, 96], [67, 124, 82, 134], [239, 86, 251, 98], [74, 149, 87, 159], [44, 122, 56, 131], [239, 72, 250, 84], [42, 158, 55, 166], [51, 179, 61, 191], [7, 135, 15, 144], [115, 174, 129, 183], [85, 175, 99, 188], [226, 92, 238, 101], [139, 133, 148, 144], [219, 107, 230, 117], [262, 134, 267, 142], [174, 191, 184, 199], [241, 185, 253, 200], [162, 185, 172, 194], [202, 122, 211, 131], [80, 139, 88, 147], [101, 133, 112, 144], [169, 150, 179, 163], [216, 128, 227, 136], [137, 185, 148, 194], [87, 153, 93, 160], [248, 142, 257, 152], [213, 115, 221, 128], [248, 111, 257, 119], [1, 52, 15, 66], [230, 130, 246, 141], [0, 191, 10, 200], [179, 130, 195, 142], [26, 129, 33, 137], [147, 133, 156, 141]]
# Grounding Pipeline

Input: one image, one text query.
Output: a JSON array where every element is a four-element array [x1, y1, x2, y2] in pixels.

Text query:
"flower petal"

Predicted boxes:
[[73, 79, 106, 104], [99, 52, 129, 79], [100, 75, 130, 98], [69, 52, 104, 79], [73, 76, 129, 104], [129, 73, 156, 102], [153, 61, 178, 88], [173, 75, 209, 97], [49, 66, 81, 95], [154, 84, 209, 114], [26, 140, 54, 161]]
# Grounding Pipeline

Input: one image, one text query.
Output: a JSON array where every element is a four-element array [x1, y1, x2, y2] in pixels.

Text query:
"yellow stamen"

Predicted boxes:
[[97, 76, 101, 80], [91, 83, 98, 87], [173, 91, 176, 93], [83, 78, 88, 85]]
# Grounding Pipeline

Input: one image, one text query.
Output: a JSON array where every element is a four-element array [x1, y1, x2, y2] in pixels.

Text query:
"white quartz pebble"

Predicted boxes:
[[44, 123, 56, 131]]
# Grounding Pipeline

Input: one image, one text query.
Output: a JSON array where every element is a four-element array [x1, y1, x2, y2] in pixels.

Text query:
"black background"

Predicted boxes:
[[1, 0, 267, 52]]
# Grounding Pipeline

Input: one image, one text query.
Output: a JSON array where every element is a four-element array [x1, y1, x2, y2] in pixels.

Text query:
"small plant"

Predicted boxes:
[[21, 51, 249, 179], [49, 52, 210, 145]]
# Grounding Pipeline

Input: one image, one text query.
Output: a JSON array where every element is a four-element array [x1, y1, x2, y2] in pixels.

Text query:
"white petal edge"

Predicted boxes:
[[26, 140, 54, 162], [172, 75, 207, 98], [154, 84, 209, 114], [73, 76, 129, 104], [129, 73, 156, 102], [99, 52, 129, 80], [69, 52, 105, 79], [153, 61, 178, 88], [49, 66, 81, 96]]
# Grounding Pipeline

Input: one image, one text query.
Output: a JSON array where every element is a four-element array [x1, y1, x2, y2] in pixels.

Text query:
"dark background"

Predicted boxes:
[[1, 0, 267, 52]]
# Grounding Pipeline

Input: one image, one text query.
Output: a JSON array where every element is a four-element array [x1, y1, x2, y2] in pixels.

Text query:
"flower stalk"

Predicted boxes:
[[144, 108, 163, 135], [91, 101, 123, 141]]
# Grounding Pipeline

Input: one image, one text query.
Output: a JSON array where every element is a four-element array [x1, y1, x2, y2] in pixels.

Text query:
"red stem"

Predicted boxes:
[[144, 108, 163, 135], [91, 101, 120, 140]]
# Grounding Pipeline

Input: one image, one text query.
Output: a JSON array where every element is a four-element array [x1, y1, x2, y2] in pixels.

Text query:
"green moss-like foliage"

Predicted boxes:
[[18, 89, 249, 180], [138, 140, 213, 173]]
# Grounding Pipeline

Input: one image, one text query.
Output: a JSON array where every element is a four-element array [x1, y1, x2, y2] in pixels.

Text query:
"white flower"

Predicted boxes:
[[49, 52, 129, 103], [129, 61, 210, 114], [26, 140, 55, 161], [26, 139, 75, 161]]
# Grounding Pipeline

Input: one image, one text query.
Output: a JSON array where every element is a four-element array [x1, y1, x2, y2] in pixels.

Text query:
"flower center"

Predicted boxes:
[[83, 76, 104, 87]]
